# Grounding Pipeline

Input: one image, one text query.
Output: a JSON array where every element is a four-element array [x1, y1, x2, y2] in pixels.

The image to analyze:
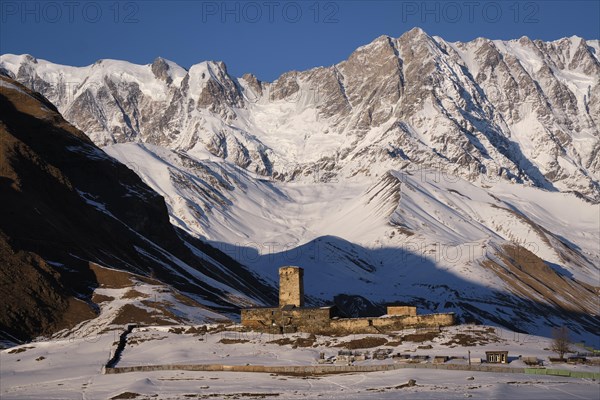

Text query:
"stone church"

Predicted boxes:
[[241, 266, 455, 334]]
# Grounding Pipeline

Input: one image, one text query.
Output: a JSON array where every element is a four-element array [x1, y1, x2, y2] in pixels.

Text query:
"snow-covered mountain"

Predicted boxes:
[[2, 29, 599, 342], [2, 28, 598, 200]]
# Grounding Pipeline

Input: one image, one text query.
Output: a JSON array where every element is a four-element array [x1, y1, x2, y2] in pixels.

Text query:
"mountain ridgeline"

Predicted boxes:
[[1, 28, 598, 201]]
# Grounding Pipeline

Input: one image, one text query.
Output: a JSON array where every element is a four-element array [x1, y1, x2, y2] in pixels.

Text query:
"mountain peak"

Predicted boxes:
[[151, 57, 173, 84], [23, 54, 38, 64], [400, 26, 431, 41], [373, 34, 393, 42]]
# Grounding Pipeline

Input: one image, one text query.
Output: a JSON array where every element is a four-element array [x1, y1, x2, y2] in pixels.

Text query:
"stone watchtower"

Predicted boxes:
[[279, 266, 304, 307]]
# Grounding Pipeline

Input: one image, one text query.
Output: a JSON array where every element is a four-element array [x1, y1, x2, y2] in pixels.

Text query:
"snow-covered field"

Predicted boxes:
[[2, 325, 598, 399]]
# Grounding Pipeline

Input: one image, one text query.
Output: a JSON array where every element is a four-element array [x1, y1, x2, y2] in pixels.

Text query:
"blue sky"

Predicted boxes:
[[1, 0, 599, 81]]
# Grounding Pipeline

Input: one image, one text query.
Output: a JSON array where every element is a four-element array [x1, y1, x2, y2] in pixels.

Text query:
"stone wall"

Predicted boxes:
[[329, 318, 375, 333], [109, 363, 593, 377], [387, 306, 417, 316], [104, 363, 600, 380], [407, 313, 455, 327], [240, 308, 278, 330], [241, 307, 332, 333], [242, 307, 454, 334], [290, 308, 333, 331], [328, 313, 455, 334], [243, 265, 455, 334], [279, 267, 304, 307]]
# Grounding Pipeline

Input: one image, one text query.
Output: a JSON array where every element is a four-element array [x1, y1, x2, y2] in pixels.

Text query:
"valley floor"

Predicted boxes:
[[1, 325, 598, 399]]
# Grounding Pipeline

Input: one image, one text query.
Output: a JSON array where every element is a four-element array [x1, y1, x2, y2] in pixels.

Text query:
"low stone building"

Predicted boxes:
[[486, 350, 509, 364], [241, 266, 455, 334]]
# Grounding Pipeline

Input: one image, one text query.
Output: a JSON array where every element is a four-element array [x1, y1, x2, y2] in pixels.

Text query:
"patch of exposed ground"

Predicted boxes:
[[218, 338, 250, 344], [268, 334, 317, 348], [401, 332, 440, 342], [128, 335, 167, 346], [7, 346, 35, 354], [61, 297, 98, 330], [168, 326, 209, 336], [110, 304, 173, 325], [440, 327, 500, 347], [334, 336, 388, 349], [186, 326, 209, 335], [366, 379, 417, 392], [89, 263, 133, 289], [110, 392, 140, 399], [484, 243, 598, 315], [140, 300, 182, 322], [122, 289, 149, 299], [92, 293, 114, 303]]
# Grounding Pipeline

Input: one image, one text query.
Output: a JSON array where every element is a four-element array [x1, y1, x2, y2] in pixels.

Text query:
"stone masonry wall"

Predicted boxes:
[[329, 313, 455, 334], [279, 267, 304, 307], [242, 307, 454, 334], [107, 363, 600, 378], [241, 307, 332, 333], [387, 306, 417, 316]]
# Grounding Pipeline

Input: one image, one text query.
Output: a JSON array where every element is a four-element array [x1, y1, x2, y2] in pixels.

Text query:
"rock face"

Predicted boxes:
[[151, 57, 174, 84], [1, 29, 598, 201], [0, 77, 276, 342]]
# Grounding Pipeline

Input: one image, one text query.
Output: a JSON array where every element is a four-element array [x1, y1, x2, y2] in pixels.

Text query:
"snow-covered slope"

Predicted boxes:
[[103, 142, 599, 342]]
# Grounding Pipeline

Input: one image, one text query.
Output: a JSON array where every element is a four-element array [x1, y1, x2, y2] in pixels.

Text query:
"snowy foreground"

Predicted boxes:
[[1, 325, 598, 399]]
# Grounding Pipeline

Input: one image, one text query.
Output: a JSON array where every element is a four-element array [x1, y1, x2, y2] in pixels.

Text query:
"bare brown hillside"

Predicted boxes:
[[0, 77, 275, 342]]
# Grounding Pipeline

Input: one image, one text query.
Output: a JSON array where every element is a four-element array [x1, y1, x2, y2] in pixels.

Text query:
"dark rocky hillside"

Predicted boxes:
[[0, 77, 276, 342]]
